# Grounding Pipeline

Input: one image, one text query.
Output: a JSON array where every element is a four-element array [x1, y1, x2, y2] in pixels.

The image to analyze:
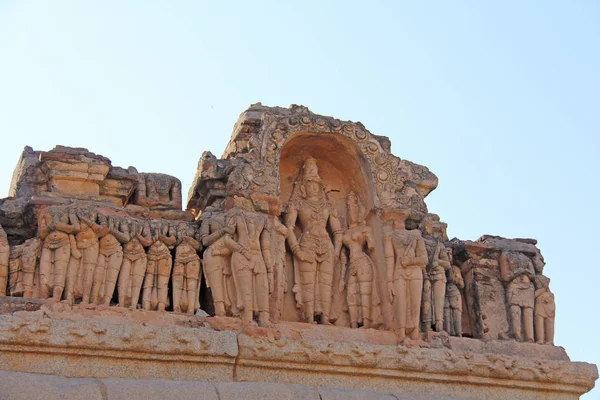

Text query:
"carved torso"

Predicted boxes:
[[75, 223, 97, 249], [148, 239, 171, 261], [124, 238, 146, 261], [99, 233, 122, 256]]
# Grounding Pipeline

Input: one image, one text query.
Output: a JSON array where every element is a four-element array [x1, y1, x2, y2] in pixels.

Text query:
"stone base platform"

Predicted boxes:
[[0, 298, 596, 399]]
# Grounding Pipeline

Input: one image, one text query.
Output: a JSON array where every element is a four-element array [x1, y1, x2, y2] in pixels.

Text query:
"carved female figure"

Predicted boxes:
[[93, 215, 124, 305], [172, 222, 202, 314], [39, 206, 79, 300], [427, 241, 451, 332], [142, 222, 176, 311], [71, 207, 104, 305], [384, 210, 428, 339], [115, 220, 150, 309], [534, 275, 555, 345], [265, 202, 288, 323], [340, 192, 381, 329], [443, 248, 464, 337], [285, 157, 342, 325]]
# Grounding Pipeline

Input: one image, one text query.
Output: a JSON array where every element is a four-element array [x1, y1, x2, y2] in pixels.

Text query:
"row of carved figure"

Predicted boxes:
[[0, 160, 555, 343], [0, 205, 200, 313]]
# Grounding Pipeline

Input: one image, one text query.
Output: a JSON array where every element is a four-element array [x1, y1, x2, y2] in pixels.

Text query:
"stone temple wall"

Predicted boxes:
[[0, 104, 596, 399]]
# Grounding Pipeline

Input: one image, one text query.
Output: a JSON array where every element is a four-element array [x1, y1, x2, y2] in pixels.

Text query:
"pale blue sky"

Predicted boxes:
[[1, 1, 599, 395]]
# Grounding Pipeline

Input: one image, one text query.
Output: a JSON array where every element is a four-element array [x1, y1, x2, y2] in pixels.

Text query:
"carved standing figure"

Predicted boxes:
[[71, 207, 103, 305], [285, 157, 343, 325], [265, 202, 289, 323], [427, 241, 451, 332], [38, 206, 79, 300], [534, 275, 555, 345], [499, 251, 535, 342], [115, 220, 150, 309], [0, 224, 9, 296], [94, 215, 124, 305], [172, 222, 202, 314], [200, 202, 237, 317], [384, 210, 428, 339], [339, 192, 381, 329], [227, 198, 273, 327], [443, 248, 464, 337], [8, 237, 41, 298], [143, 222, 176, 311]]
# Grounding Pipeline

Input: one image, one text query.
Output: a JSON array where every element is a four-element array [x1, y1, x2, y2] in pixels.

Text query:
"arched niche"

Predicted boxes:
[[278, 131, 375, 212], [277, 131, 392, 328]]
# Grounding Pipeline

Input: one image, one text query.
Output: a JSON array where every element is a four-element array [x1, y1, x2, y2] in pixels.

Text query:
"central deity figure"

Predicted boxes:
[[285, 157, 342, 324]]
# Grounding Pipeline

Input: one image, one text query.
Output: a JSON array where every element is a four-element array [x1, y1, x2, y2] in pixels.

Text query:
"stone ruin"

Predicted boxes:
[[0, 104, 596, 399]]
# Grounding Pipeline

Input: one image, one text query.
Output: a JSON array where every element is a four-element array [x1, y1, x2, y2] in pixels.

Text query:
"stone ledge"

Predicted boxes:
[[237, 335, 596, 399], [0, 371, 473, 400], [0, 311, 595, 399]]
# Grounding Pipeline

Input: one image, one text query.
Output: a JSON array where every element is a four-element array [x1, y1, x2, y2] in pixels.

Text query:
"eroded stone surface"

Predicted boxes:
[[0, 103, 596, 398]]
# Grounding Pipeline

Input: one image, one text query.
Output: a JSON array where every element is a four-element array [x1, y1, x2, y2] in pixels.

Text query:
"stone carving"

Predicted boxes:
[[384, 209, 428, 339], [0, 105, 587, 399], [63, 206, 103, 305], [94, 215, 124, 306], [443, 248, 464, 337], [0, 225, 9, 296], [534, 274, 555, 345], [142, 222, 177, 311], [339, 192, 382, 329], [499, 251, 535, 342], [284, 157, 343, 325], [134, 173, 182, 210], [200, 202, 237, 317], [38, 206, 78, 301], [227, 197, 272, 327], [265, 202, 289, 323], [173, 222, 202, 314], [530, 249, 555, 345], [8, 237, 41, 298], [426, 240, 451, 332], [116, 220, 149, 309], [188, 104, 439, 222]]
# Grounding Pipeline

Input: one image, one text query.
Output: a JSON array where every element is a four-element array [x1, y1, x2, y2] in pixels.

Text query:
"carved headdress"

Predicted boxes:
[[285, 157, 329, 213], [346, 191, 366, 226], [301, 157, 322, 183]]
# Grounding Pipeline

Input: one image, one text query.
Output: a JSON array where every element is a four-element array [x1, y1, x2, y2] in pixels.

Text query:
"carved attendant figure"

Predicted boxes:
[[115, 220, 150, 309], [172, 222, 202, 314], [94, 215, 124, 305], [499, 251, 535, 342], [9, 237, 41, 298], [143, 222, 176, 311], [384, 210, 428, 339], [73, 207, 103, 305], [265, 202, 289, 323], [443, 248, 464, 337], [39, 206, 79, 300], [200, 202, 237, 317], [228, 198, 273, 327], [340, 192, 381, 329], [285, 157, 343, 325], [534, 275, 555, 345], [428, 241, 451, 332]]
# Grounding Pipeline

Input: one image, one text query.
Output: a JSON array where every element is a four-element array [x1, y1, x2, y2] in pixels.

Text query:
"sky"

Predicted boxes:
[[1, 1, 599, 396]]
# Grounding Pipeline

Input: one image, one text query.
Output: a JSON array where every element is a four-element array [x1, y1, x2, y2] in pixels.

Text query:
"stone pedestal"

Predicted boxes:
[[0, 299, 595, 400]]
